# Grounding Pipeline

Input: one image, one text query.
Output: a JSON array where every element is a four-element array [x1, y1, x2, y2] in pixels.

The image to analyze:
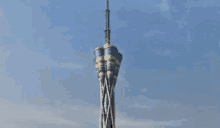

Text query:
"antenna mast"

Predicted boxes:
[[105, 0, 110, 45]]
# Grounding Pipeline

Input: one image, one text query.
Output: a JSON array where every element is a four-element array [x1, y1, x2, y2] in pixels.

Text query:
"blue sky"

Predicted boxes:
[[0, 0, 220, 127]]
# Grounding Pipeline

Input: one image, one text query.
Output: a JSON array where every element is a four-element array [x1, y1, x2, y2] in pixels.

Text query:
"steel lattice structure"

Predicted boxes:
[[94, 0, 123, 128]]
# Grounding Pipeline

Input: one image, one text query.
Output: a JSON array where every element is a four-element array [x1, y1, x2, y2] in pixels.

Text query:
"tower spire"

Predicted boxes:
[[105, 0, 110, 45]]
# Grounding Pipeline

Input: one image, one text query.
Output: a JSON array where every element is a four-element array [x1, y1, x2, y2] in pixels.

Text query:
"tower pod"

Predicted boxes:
[[112, 52, 123, 86], [94, 47, 105, 84], [104, 44, 122, 86]]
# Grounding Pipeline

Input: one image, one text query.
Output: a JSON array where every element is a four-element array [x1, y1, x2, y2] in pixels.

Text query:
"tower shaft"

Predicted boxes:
[[100, 77, 115, 128]]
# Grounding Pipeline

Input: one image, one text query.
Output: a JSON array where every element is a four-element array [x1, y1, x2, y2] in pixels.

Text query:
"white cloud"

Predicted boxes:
[[187, 31, 192, 41], [0, 1, 85, 101], [140, 88, 147, 92], [116, 111, 187, 128], [56, 61, 84, 69], [115, 94, 220, 127], [0, 11, 2, 17], [183, 0, 220, 8], [0, 3, 96, 127], [176, 14, 188, 29], [129, 103, 151, 109], [0, 47, 23, 102], [0, 98, 80, 128], [0, 95, 193, 128], [155, 0, 169, 12], [22, 97, 100, 127], [0, 5, 15, 38], [143, 29, 165, 38]]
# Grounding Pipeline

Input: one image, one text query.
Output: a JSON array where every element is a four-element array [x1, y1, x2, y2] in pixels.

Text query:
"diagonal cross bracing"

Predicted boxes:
[[99, 75, 115, 128]]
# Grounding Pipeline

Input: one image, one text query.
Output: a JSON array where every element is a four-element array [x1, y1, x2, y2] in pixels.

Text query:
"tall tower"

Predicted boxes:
[[94, 0, 123, 128]]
